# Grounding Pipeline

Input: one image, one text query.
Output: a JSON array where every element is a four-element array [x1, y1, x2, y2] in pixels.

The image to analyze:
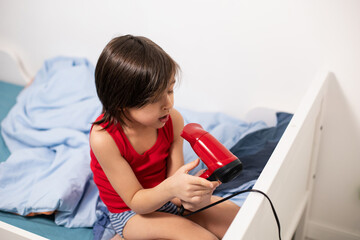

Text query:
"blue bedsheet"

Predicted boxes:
[[0, 56, 289, 240]]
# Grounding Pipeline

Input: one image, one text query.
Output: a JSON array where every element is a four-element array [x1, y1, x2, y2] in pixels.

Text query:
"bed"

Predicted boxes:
[[0, 49, 329, 240]]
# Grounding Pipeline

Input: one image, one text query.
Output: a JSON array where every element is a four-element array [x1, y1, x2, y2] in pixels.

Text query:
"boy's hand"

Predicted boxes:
[[168, 159, 219, 208]]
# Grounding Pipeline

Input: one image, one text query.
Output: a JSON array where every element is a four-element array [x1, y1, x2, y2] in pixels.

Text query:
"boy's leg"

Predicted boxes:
[[123, 211, 218, 240], [187, 195, 240, 239]]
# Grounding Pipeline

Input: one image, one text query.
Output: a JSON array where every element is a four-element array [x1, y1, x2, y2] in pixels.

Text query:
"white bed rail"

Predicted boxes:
[[224, 70, 330, 240], [0, 221, 48, 240]]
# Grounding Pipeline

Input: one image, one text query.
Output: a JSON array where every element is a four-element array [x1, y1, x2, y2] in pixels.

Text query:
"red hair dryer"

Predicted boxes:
[[181, 123, 243, 183]]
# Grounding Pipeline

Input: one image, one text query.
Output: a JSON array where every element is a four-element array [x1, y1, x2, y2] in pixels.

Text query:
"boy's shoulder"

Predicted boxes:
[[90, 124, 115, 151]]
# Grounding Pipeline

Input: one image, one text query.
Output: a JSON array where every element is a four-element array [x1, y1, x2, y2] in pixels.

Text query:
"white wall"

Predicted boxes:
[[0, 0, 359, 238], [0, 0, 320, 118]]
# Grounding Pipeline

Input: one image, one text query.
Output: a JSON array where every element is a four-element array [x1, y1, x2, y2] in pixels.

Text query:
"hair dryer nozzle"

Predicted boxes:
[[180, 123, 208, 146], [181, 123, 242, 183]]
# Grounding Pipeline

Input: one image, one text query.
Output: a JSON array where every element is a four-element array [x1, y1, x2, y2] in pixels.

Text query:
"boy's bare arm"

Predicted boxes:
[[90, 124, 215, 215], [167, 108, 185, 178]]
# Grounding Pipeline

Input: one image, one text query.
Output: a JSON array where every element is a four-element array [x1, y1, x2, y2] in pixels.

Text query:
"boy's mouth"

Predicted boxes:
[[159, 114, 169, 123]]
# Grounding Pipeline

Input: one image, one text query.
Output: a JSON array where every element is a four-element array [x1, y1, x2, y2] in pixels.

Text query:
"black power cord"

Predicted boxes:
[[179, 189, 281, 240]]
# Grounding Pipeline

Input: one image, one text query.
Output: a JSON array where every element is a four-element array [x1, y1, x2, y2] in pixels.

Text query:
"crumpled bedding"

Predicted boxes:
[[0, 56, 274, 233], [0, 56, 102, 227]]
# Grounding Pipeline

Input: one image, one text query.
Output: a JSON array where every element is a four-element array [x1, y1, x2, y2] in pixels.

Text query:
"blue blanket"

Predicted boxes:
[[0, 56, 271, 236], [0, 57, 102, 227]]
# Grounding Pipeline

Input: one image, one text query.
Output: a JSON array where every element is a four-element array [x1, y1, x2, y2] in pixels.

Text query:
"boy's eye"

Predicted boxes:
[[168, 90, 174, 94]]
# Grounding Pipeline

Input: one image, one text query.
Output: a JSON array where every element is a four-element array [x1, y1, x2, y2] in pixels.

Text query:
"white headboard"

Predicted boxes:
[[0, 49, 31, 86]]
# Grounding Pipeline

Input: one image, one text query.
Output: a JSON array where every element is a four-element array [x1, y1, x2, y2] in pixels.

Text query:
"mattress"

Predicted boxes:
[[0, 80, 93, 240]]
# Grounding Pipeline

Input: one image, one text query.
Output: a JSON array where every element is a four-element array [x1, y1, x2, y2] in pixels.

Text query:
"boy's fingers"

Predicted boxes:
[[190, 175, 216, 188], [210, 180, 221, 188], [192, 189, 214, 196], [181, 158, 200, 173]]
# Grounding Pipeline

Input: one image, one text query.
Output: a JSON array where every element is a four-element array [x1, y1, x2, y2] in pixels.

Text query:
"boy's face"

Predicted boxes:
[[126, 80, 175, 129]]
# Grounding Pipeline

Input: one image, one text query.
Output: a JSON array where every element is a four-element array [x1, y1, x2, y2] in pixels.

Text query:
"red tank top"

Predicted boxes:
[[90, 115, 173, 213]]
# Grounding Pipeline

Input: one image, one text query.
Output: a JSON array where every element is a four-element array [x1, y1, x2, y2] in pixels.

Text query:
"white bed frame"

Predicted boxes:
[[0, 49, 329, 240], [0, 221, 48, 240], [0, 49, 31, 86], [224, 70, 330, 240]]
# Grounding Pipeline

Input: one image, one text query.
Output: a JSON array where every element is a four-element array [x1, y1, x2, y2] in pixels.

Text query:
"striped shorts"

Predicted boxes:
[[109, 201, 180, 238]]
